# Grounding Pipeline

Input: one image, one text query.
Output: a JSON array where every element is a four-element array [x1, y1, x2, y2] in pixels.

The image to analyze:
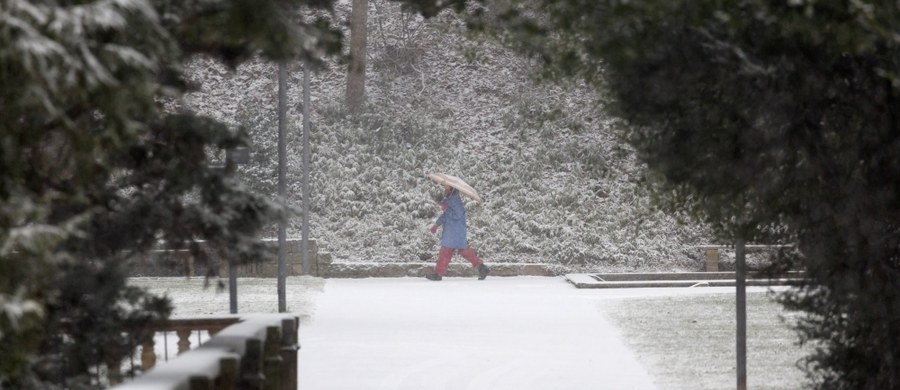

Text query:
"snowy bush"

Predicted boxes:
[[183, 1, 714, 272]]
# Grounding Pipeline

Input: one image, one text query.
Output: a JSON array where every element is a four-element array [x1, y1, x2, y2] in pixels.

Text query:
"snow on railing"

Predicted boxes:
[[113, 314, 299, 390]]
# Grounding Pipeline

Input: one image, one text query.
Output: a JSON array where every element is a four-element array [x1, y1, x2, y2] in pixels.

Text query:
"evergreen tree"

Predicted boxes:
[[0, 0, 343, 387], [1, 0, 465, 385], [470, 1, 900, 388]]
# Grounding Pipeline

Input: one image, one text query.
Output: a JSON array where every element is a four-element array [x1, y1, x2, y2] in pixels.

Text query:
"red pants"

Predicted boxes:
[[435, 247, 483, 276]]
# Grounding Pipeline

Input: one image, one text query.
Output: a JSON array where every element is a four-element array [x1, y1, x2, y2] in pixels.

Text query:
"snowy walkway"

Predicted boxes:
[[297, 276, 657, 390]]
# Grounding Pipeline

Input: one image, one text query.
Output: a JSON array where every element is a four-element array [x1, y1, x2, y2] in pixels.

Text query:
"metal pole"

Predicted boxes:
[[301, 61, 311, 275], [277, 62, 288, 312], [228, 262, 237, 313], [736, 238, 747, 390], [226, 153, 238, 314]]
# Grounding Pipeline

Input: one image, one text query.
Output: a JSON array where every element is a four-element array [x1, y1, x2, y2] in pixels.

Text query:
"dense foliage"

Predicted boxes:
[[0, 0, 343, 387], [467, 0, 900, 388], [185, 2, 713, 270]]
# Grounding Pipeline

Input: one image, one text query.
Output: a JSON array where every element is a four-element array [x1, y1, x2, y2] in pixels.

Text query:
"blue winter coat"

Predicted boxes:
[[435, 189, 468, 249]]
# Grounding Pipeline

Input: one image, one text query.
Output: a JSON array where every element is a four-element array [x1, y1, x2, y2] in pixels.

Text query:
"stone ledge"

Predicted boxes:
[[565, 271, 806, 288], [320, 262, 564, 278]]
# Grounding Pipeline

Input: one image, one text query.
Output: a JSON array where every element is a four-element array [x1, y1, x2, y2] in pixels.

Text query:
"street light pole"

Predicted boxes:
[[301, 61, 311, 275], [224, 148, 248, 314], [736, 238, 747, 390], [277, 62, 288, 313]]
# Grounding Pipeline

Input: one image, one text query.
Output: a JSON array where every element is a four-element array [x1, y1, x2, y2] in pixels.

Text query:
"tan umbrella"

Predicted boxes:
[[426, 173, 482, 203]]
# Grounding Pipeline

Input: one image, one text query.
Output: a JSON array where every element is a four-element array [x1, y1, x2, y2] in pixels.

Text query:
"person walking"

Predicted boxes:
[[427, 183, 490, 281]]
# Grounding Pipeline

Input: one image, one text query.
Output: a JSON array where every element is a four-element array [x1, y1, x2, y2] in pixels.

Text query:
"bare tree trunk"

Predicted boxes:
[[346, 0, 368, 113]]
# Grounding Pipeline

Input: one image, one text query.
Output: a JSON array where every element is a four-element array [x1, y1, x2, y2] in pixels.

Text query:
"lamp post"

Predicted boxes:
[[225, 146, 249, 314], [301, 61, 311, 275], [277, 62, 288, 313], [275, 59, 311, 312], [736, 238, 747, 390]]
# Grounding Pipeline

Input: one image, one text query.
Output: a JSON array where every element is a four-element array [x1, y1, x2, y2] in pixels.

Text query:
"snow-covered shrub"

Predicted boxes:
[[186, 1, 714, 271]]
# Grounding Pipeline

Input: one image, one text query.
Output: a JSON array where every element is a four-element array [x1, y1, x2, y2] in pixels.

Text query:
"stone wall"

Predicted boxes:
[[128, 239, 563, 278], [318, 260, 563, 278], [129, 238, 323, 277]]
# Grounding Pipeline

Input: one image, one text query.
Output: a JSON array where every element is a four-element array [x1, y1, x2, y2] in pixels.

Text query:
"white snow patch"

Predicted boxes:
[[116, 347, 238, 390], [299, 276, 660, 389]]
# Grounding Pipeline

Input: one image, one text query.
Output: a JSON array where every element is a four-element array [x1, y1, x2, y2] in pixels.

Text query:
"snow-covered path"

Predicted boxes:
[[297, 276, 657, 389]]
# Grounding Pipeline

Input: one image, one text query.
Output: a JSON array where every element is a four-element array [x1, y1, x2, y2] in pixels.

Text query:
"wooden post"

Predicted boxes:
[[239, 338, 264, 390], [263, 326, 283, 390], [705, 248, 719, 272], [189, 376, 212, 390], [141, 337, 156, 371], [177, 329, 192, 355], [280, 318, 299, 390], [218, 356, 239, 390]]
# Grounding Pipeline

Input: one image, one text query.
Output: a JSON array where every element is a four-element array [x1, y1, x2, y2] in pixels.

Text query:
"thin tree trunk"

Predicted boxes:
[[346, 0, 368, 113]]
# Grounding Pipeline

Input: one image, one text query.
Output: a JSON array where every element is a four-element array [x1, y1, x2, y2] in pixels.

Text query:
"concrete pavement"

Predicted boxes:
[[297, 276, 657, 389]]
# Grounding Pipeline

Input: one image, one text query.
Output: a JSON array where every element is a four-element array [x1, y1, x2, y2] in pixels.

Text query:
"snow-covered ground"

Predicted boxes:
[[297, 276, 723, 390], [134, 276, 790, 389]]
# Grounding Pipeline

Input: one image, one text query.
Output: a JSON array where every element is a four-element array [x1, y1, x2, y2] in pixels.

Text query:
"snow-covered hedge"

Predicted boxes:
[[182, 1, 713, 272]]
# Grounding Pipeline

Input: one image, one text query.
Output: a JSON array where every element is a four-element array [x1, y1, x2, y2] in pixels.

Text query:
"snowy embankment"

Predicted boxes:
[[181, 1, 714, 273]]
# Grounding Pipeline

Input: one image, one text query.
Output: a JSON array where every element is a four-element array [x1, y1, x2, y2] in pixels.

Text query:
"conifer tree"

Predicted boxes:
[[0, 0, 344, 386], [469, 1, 900, 387]]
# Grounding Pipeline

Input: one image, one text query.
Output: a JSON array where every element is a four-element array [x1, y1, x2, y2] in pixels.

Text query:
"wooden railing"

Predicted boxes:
[[114, 314, 299, 390]]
